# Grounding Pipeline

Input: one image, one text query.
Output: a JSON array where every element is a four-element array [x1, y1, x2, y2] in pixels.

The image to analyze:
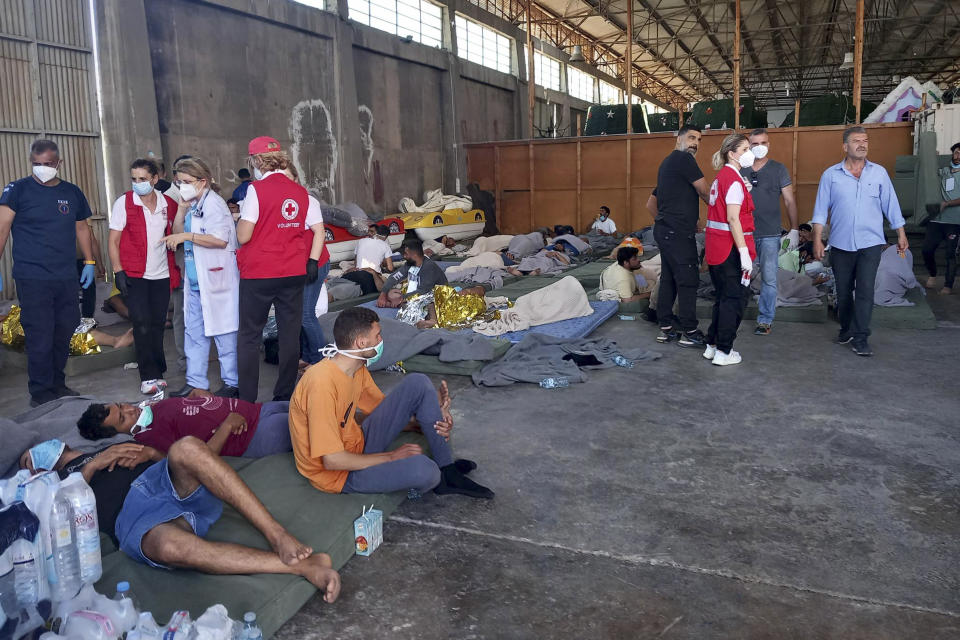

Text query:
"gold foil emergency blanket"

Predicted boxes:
[[0, 305, 25, 349], [2, 305, 100, 355], [433, 285, 488, 329]]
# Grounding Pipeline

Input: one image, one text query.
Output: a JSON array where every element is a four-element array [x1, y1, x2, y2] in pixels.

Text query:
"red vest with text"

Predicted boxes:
[[118, 191, 181, 289], [237, 173, 310, 279], [302, 227, 330, 267], [705, 165, 756, 266]]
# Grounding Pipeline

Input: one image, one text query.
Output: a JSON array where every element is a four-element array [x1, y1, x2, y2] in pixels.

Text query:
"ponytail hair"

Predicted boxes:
[[711, 133, 749, 171]]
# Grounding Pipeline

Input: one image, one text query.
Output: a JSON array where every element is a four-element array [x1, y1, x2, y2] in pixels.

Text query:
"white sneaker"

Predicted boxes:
[[74, 317, 97, 334], [712, 350, 742, 366], [140, 379, 168, 394], [703, 345, 717, 360]]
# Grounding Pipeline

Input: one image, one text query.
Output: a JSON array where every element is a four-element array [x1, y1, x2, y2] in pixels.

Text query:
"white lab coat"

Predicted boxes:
[[188, 191, 240, 336]]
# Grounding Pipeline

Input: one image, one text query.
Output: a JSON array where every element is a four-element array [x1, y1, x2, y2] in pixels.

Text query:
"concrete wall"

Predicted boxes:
[[96, 0, 617, 216]]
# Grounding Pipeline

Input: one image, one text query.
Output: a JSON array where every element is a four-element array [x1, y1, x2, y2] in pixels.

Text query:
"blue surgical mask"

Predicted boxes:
[[131, 405, 153, 436], [951, 161, 960, 169], [320, 341, 384, 366], [132, 181, 154, 196], [28, 439, 65, 471]]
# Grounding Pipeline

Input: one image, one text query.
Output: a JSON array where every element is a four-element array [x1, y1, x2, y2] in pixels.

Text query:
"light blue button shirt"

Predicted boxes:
[[811, 159, 905, 251]]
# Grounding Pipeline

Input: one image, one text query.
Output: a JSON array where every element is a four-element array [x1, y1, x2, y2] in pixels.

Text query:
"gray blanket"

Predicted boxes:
[[2, 396, 134, 478], [776, 270, 822, 306], [516, 250, 569, 275], [875, 246, 923, 306], [583, 231, 621, 256], [472, 333, 661, 387], [317, 314, 495, 370], [551, 234, 591, 254], [447, 266, 506, 289], [506, 232, 545, 258]]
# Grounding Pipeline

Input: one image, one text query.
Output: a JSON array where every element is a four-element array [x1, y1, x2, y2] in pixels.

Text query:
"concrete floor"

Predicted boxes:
[[1, 287, 958, 639]]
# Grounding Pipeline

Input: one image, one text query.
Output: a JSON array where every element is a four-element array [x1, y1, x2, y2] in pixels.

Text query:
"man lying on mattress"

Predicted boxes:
[[376, 238, 448, 308], [289, 307, 494, 500], [74, 392, 293, 458], [16, 438, 341, 601], [505, 246, 573, 276]]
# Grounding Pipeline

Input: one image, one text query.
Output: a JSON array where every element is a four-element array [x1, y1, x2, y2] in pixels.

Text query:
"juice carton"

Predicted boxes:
[[353, 505, 383, 556]]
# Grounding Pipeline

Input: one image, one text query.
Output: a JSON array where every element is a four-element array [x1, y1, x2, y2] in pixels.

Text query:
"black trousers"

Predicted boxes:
[[238, 276, 305, 403], [76, 259, 96, 318], [705, 246, 749, 354], [921, 223, 960, 288], [16, 278, 79, 399], [654, 225, 700, 332], [342, 269, 378, 295], [126, 277, 170, 381], [831, 245, 882, 342]]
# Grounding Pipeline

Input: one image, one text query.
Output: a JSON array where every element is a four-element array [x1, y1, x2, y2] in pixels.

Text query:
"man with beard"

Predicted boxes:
[[376, 239, 448, 308], [646, 124, 711, 348]]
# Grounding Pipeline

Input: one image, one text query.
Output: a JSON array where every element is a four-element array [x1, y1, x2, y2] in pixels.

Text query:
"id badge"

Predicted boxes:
[[946, 177, 956, 192]]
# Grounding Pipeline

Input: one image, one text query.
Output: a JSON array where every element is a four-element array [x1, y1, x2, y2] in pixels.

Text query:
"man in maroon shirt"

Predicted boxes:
[[76, 395, 291, 457]]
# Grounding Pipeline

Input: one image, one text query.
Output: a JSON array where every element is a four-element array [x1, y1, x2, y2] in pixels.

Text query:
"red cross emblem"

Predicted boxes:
[[281, 198, 299, 220]]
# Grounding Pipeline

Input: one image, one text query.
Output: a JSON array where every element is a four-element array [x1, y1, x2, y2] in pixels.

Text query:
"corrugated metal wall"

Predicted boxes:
[[0, 0, 106, 300]]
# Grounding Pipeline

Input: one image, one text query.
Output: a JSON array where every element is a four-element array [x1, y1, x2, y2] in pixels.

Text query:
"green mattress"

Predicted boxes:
[[401, 339, 512, 376], [870, 288, 937, 330], [95, 433, 426, 638]]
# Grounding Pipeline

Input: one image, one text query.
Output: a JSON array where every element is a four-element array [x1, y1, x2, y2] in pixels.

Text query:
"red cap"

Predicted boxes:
[[248, 136, 281, 155]]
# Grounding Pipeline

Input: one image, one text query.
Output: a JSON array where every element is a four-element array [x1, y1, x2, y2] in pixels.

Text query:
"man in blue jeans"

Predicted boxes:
[[813, 126, 907, 357], [0, 139, 98, 406], [289, 307, 494, 499], [740, 128, 799, 335]]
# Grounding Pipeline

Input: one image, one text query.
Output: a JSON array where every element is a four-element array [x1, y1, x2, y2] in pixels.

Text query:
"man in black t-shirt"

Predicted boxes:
[[646, 125, 710, 347]]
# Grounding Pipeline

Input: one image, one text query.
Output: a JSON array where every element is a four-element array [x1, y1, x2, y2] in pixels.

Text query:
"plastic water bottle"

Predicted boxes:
[[49, 492, 81, 602], [539, 377, 569, 389], [59, 473, 102, 585], [0, 549, 16, 628], [63, 610, 118, 640], [242, 611, 263, 640], [50, 583, 97, 633], [618, 314, 635, 321], [106, 581, 138, 633], [612, 354, 634, 369], [407, 488, 422, 500]]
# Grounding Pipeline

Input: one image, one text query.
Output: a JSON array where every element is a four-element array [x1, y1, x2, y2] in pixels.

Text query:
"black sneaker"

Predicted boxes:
[[54, 386, 80, 398], [214, 385, 240, 398], [434, 465, 494, 499], [641, 308, 658, 324], [678, 330, 707, 348], [835, 333, 853, 345], [851, 341, 873, 357], [656, 328, 679, 343], [169, 385, 196, 398]]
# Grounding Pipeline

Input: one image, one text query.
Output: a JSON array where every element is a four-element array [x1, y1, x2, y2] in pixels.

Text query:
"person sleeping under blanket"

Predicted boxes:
[[506, 248, 572, 276]]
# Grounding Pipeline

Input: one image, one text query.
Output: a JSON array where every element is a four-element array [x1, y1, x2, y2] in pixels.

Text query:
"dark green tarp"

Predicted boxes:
[[781, 93, 878, 127], [688, 98, 767, 130], [584, 104, 649, 135]]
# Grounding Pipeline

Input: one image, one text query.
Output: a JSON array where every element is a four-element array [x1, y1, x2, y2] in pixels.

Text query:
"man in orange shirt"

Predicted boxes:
[[289, 307, 494, 498]]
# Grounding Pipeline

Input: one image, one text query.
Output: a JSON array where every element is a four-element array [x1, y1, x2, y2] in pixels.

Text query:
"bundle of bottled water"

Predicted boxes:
[[0, 470, 263, 639]]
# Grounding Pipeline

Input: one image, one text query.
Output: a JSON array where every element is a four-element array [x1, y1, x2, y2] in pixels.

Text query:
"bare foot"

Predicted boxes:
[[506, 267, 521, 276], [297, 553, 341, 602], [115, 328, 134, 348], [939, 287, 952, 295], [269, 528, 313, 566], [925, 276, 937, 289]]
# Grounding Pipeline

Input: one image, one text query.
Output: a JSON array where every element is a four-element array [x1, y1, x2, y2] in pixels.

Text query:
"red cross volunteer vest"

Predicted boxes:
[[237, 173, 309, 279], [118, 191, 181, 289], [705, 165, 756, 266]]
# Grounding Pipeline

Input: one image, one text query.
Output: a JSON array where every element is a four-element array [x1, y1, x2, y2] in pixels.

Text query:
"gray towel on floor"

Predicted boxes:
[[472, 333, 661, 387]]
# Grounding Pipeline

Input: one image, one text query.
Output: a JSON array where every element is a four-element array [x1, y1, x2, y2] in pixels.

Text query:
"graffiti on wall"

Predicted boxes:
[[358, 104, 384, 204], [289, 98, 338, 204]]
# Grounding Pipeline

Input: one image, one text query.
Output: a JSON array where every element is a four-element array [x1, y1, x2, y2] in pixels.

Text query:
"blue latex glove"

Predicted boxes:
[[80, 264, 95, 289]]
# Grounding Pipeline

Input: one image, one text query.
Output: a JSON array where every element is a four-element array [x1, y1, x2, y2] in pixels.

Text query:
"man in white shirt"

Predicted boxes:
[[350, 224, 394, 290], [590, 206, 617, 235]]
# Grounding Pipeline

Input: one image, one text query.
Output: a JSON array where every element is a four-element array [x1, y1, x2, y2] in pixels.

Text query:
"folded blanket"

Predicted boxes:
[[463, 235, 513, 256], [776, 270, 821, 306], [472, 276, 593, 336], [472, 333, 661, 387]]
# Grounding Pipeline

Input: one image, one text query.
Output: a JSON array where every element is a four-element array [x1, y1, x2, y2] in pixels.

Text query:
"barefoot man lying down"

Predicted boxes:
[[18, 436, 340, 602]]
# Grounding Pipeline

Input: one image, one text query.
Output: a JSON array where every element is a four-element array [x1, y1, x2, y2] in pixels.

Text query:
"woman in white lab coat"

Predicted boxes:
[[161, 157, 241, 397]]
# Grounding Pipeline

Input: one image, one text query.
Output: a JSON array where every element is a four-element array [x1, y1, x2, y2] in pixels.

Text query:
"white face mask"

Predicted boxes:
[[320, 341, 384, 366], [737, 149, 756, 168], [33, 165, 58, 183], [178, 182, 199, 201], [751, 144, 769, 160]]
